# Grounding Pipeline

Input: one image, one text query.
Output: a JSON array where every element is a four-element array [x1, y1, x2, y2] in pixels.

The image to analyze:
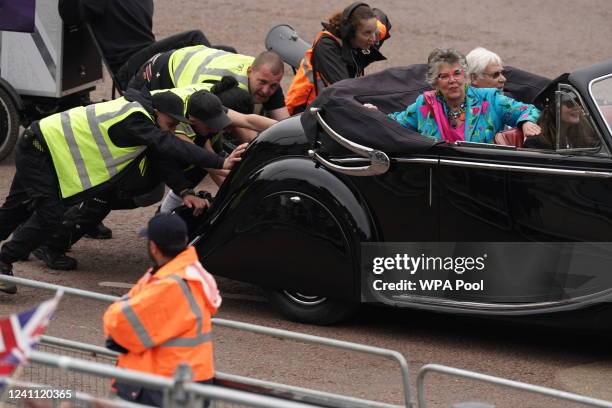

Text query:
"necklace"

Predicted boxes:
[[447, 102, 466, 128]]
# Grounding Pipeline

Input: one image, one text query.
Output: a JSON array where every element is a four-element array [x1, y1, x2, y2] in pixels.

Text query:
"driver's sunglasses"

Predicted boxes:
[[561, 92, 580, 108], [562, 99, 580, 108], [482, 69, 507, 80]]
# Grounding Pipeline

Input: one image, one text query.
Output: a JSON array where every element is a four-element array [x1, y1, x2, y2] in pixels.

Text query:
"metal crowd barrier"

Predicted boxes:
[[26, 350, 320, 408], [5, 274, 612, 408], [21, 338, 118, 399], [35, 334, 402, 408], [416, 364, 612, 408], [0, 275, 410, 408]]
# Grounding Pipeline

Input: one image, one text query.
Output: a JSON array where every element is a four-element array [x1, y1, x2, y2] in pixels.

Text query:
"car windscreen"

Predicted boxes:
[[591, 76, 612, 137]]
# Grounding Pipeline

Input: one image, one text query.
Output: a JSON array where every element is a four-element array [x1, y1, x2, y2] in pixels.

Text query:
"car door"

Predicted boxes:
[[436, 84, 612, 304], [349, 154, 439, 242]]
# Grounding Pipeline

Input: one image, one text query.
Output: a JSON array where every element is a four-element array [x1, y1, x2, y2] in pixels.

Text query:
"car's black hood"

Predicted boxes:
[[301, 64, 550, 157]]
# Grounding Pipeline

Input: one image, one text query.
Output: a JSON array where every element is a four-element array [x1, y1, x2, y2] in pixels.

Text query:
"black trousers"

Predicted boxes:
[[115, 379, 213, 407], [0, 132, 65, 264], [46, 148, 173, 254], [49, 183, 166, 254], [115, 30, 211, 91], [51, 162, 211, 253]]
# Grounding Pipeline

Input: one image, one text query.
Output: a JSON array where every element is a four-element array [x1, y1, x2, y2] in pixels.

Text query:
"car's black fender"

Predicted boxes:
[[195, 156, 376, 303]]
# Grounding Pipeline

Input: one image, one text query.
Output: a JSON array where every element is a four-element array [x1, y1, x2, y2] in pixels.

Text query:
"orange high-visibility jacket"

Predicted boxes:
[[103, 246, 221, 381], [285, 21, 388, 115]]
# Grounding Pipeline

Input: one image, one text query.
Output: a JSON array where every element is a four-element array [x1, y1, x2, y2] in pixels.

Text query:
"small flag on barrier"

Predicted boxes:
[[0, 291, 63, 376]]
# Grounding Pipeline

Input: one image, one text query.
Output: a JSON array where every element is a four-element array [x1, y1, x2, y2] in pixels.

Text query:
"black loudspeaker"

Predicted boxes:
[[339, 2, 369, 40]]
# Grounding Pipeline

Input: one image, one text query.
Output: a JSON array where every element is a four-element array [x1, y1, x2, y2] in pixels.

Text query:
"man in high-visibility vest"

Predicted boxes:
[[128, 45, 290, 121], [0, 89, 244, 294], [29, 86, 269, 271], [104, 212, 221, 406]]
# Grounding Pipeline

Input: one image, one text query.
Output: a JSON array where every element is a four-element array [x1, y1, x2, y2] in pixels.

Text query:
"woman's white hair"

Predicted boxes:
[[466, 47, 503, 78]]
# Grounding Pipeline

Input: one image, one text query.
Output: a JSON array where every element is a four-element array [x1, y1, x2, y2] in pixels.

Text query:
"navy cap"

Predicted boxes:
[[152, 91, 189, 123], [186, 90, 232, 131], [139, 213, 188, 247]]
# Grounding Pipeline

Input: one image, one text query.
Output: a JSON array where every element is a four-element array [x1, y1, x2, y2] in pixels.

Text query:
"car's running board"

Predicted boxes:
[[371, 289, 612, 316]]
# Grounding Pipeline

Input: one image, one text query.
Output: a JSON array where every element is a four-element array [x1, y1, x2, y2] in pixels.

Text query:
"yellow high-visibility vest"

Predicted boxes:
[[168, 45, 253, 91], [39, 98, 152, 198]]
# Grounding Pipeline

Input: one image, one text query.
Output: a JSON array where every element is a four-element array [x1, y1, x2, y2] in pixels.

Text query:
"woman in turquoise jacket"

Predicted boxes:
[[386, 48, 541, 143]]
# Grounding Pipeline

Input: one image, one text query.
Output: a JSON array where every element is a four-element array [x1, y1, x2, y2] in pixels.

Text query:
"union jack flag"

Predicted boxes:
[[0, 291, 63, 376]]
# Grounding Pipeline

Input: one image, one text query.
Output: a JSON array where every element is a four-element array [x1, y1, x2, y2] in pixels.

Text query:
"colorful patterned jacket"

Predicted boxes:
[[388, 87, 540, 143]]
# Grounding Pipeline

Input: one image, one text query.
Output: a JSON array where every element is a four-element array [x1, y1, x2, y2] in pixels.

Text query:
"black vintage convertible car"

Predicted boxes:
[[184, 59, 612, 327]]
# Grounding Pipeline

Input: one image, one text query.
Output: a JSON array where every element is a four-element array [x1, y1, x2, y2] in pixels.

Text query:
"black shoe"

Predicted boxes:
[[0, 260, 18, 294], [32, 247, 77, 270], [85, 222, 113, 240]]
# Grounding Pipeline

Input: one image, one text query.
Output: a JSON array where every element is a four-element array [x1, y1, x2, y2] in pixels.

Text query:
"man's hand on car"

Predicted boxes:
[[182, 194, 210, 216], [223, 143, 248, 170]]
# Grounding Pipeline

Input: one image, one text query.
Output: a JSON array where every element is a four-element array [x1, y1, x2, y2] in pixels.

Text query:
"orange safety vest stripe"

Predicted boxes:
[[285, 31, 341, 115], [103, 247, 217, 381], [376, 20, 387, 42]]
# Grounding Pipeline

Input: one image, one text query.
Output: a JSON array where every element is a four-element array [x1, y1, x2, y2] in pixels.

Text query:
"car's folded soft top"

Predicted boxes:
[[301, 64, 550, 156]]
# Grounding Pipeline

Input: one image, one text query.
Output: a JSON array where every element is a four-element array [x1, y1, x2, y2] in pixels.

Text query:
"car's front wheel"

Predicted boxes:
[[265, 289, 357, 325]]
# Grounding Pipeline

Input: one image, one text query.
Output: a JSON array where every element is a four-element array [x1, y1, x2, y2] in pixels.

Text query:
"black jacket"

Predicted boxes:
[[312, 8, 391, 86], [58, 0, 155, 74], [32, 89, 223, 204]]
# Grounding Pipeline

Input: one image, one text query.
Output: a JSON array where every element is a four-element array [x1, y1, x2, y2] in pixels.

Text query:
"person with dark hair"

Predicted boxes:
[[56, 0, 214, 239], [30, 82, 272, 270], [159, 77, 257, 212], [524, 92, 600, 150], [104, 213, 221, 407], [128, 46, 289, 121], [285, 2, 392, 115], [58, 0, 213, 90], [0, 89, 245, 289]]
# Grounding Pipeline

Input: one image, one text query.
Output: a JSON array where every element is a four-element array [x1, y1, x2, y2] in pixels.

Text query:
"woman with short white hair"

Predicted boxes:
[[466, 47, 506, 90]]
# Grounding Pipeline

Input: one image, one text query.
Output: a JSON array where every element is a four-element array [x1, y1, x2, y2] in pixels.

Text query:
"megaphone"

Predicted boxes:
[[265, 24, 310, 70]]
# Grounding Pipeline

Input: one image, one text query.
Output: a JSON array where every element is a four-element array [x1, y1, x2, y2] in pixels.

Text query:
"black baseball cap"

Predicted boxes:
[[186, 90, 232, 131], [152, 91, 189, 123], [139, 213, 188, 248]]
